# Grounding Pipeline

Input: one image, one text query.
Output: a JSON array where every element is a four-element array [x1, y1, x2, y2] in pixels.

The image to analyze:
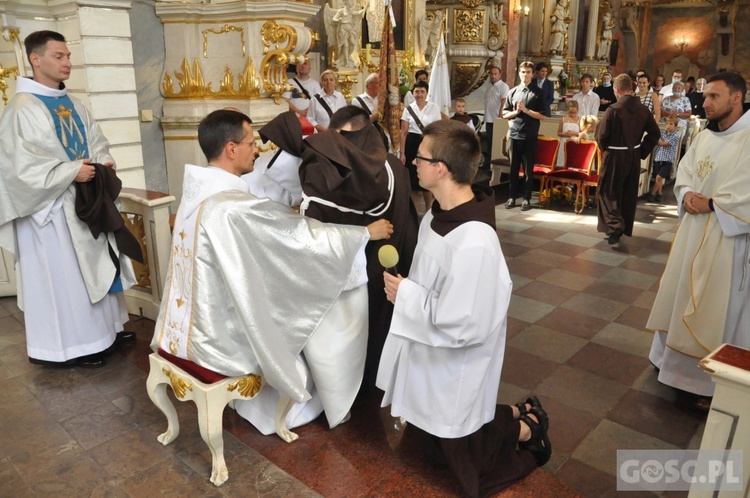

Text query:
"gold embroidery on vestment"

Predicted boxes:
[[697, 156, 714, 181]]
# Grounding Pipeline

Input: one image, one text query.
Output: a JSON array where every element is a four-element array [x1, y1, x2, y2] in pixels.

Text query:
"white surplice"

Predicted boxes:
[[0, 78, 133, 362], [648, 109, 750, 396], [377, 211, 512, 439], [156, 164, 369, 433]]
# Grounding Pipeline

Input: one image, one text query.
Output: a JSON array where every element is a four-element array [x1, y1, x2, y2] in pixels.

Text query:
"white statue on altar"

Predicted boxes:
[[418, 10, 445, 65], [548, 0, 570, 56], [597, 11, 615, 61], [325, 0, 366, 70]]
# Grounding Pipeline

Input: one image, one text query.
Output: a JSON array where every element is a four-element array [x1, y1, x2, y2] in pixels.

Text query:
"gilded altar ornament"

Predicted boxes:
[[451, 62, 484, 98], [0, 63, 19, 105], [458, 0, 483, 7], [454, 9, 485, 44], [260, 20, 317, 105], [202, 25, 246, 58], [337, 72, 358, 101], [162, 57, 262, 99], [227, 374, 263, 398], [163, 367, 193, 399], [257, 142, 278, 153]]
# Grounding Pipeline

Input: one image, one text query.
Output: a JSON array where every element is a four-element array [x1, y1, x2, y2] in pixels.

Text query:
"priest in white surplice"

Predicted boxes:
[[0, 31, 136, 368], [648, 72, 750, 399], [152, 109, 393, 440]]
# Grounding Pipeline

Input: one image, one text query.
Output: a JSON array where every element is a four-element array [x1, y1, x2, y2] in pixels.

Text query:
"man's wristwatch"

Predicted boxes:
[[708, 198, 715, 212]]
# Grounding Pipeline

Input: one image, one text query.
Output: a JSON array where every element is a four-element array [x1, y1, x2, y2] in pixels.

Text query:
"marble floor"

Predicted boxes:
[[0, 186, 709, 497]]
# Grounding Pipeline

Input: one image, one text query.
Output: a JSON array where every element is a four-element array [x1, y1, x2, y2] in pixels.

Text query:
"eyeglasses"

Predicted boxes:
[[234, 140, 256, 148], [414, 154, 452, 172]]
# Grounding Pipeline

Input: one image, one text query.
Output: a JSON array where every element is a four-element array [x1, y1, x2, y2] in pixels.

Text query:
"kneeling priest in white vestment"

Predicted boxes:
[[152, 109, 393, 439]]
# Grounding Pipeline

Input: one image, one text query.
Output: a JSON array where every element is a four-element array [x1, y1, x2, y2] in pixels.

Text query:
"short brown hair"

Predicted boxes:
[[24, 30, 65, 66], [519, 61, 535, 71], [422, 120, 481, 185]]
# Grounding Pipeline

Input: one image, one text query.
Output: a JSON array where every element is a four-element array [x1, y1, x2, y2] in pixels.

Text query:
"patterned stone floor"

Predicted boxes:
[[0, 186, 706, 497]]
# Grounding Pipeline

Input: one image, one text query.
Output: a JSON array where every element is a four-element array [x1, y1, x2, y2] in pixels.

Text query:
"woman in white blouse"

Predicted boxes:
[[399, 80, 442, 211], [307, 70, 347, 132]]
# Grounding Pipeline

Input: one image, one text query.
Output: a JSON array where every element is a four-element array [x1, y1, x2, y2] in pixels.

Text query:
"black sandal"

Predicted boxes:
[[519, 412, 552, 467], [515, 396, 548, 430]]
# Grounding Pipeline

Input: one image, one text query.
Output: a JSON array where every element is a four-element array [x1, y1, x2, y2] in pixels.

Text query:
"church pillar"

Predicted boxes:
[[584, 0, 600, 60], [0, 0, 146, 188], [567, 0, 581, 58]]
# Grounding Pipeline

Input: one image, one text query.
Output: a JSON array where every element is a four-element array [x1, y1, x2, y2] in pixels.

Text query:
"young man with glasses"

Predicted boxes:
[[378, 120, 550, 497]]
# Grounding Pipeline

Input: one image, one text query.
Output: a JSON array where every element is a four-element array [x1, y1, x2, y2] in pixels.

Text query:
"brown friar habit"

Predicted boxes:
[[596, 94, 660, 236], [258, 110, 305, 157], [300, 124, 418, 388]]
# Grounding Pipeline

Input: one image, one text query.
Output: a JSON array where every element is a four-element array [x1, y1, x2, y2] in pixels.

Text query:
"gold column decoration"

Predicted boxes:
[[162, 367, 193, 399], [227, 374, 263, 398], [0, 63, 19, 105], [337, 73, 358, 101], [202, 25, 246, 58], [260, 20, 317, 105], [162, 57, 262, 99]]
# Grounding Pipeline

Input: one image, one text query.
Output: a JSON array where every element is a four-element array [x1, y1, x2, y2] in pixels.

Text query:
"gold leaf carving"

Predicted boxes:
[[162, 57, 262, 100], [227, 374, 263, 398], [454, 9, 485, 44], [163, 367, 193, 398]]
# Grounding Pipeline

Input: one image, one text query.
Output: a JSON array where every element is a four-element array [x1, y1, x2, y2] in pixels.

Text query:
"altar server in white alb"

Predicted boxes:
[[152, 109, 393, 441], [0, 30, 136, 368], [648, 72, 750, 399], [377, 120, 550, 498]]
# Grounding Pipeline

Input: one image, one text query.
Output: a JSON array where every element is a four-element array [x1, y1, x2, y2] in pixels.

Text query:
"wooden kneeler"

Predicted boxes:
[[146, 352, 263, 486]]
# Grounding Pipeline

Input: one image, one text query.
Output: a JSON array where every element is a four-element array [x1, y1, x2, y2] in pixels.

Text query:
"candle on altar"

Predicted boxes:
[[365, 43, 372, 63]]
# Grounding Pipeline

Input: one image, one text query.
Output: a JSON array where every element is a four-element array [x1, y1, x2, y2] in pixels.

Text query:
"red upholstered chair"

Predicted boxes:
[[533, 136, 560, 205], [545, 139, 599, 214]]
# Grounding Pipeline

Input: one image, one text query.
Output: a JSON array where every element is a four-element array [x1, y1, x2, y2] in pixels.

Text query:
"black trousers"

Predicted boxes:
[[509, 136, 537, 201]]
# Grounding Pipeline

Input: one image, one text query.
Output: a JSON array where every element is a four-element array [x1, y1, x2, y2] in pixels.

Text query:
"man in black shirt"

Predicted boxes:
[[502, 61, 545, 211]]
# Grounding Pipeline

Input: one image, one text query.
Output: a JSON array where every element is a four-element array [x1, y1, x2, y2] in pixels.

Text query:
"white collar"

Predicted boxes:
[[714, 108, 750, 136], [15, 77, 67, 98]]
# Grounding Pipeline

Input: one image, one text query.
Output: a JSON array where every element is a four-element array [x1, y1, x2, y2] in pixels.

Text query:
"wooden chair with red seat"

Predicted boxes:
[[581, 146, 602, 211], [545, 139, 599, 214], [533, 136, 560, 207]]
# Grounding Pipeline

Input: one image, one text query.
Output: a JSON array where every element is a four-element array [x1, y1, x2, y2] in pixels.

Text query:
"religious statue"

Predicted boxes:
[[325, 0, 366, 70], [548, 0, 571, 56], [597, 11, 615, 61], [418, 10, 445, 66]]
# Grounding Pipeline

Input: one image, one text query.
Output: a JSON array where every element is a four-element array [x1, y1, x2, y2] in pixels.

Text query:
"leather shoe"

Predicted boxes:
[[505, 199, 517, 209], [521, 200, 531, 211], [116, 331, 136, 343], [76, 355, 107, 368]]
